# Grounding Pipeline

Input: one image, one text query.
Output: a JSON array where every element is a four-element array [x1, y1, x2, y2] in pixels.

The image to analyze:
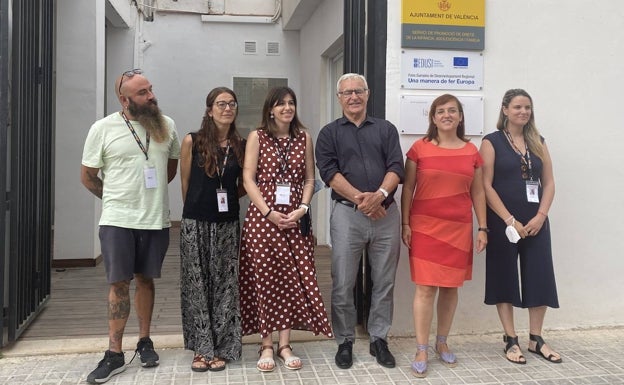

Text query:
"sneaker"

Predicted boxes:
[[86, 350, 125, 384], [135, 336, 160, 367]]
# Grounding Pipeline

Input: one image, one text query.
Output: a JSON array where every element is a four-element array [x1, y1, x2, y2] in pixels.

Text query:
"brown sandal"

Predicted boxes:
[[191, 354, 210, 372], [257, 345, 275, 372], [207, 357, 226, 372]]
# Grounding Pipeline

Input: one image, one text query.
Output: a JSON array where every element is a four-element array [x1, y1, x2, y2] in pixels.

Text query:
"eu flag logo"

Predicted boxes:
[[453, 57, 469, 67]]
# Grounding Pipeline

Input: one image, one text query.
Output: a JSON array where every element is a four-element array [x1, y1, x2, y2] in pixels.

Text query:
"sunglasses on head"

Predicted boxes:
[[118, 68, 143, 95]]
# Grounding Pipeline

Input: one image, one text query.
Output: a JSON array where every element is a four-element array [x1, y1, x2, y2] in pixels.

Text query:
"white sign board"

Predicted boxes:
[[401, 49, 483, 91], [399, 94, 484, 136]]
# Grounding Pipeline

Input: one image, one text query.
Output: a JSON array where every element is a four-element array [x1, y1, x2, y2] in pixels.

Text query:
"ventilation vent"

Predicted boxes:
[[244, 41, 257, 55], [266, 41, 280, 56]]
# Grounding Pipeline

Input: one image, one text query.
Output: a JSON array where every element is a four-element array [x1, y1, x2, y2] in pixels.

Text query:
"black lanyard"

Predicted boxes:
[[216, 142, 230, 189], [272, 135, 292, 176], [504, 130, 534, 181], [121, 111, 149, 160]]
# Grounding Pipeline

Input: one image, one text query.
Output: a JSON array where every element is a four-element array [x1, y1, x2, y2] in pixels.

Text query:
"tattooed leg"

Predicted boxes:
[[108, 281, 131, 352], [134, 274, 155, 339]]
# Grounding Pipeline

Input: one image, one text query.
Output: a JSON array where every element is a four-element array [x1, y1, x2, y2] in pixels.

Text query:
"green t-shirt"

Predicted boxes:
[[81, 112, 181, 229]]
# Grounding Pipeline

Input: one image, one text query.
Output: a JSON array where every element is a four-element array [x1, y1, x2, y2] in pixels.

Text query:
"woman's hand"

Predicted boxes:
[[269, 207, 304, 231], [524, 214, 545, 236], [266, 210, 293, 231], [401, 224, 411, 248], [513, 219, 528, 238], [475, 231, 487, 252]]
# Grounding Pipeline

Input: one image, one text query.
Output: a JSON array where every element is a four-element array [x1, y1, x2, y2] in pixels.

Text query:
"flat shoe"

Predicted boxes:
[[435, 335, 457, 367], [257, 345, 275, 372], [528, 334, 562, 363], [191, 354, 210, 372], [207, 357, 226, 372], [369, 339, 396, 368], [277, 344, 302, 370], [503, 335, 526, 365], [411, 344, 429, 378], [335, 340, 353, 369]]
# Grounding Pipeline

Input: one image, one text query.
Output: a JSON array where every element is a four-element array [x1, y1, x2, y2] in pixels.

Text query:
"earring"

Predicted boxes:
[[270, 113, 274, 119]]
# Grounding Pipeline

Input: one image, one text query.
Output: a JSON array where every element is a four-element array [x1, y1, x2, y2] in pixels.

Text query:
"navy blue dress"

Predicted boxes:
[[483, 130, 559, 308]]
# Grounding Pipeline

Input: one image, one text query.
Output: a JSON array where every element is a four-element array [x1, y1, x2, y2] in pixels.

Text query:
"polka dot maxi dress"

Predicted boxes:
[[239, 129, 333, 338]]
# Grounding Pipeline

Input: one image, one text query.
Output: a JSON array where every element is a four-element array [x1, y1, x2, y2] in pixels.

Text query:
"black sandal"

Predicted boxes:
[[528, 334, 562, 363], [503, 335, 526, 365]]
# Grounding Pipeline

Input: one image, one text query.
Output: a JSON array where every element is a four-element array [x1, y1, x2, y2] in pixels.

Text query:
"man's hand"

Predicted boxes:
[[355, 190, 385, 216]]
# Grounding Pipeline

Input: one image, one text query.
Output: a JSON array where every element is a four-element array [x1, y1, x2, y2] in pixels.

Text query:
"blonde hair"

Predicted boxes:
[[496, 89, 545, 159]]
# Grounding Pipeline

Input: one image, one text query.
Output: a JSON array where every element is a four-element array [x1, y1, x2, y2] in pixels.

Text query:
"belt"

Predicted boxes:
[[335, 199, 394, 210]]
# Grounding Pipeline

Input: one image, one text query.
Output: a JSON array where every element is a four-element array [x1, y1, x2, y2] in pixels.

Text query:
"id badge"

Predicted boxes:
[[275, 183, 291, 205], [526, 180, 539, 203], [216, 189, 229, 212], [144, 166, 157, 189]]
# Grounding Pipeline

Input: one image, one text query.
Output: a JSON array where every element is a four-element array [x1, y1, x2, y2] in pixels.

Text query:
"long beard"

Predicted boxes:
[[128, 98, 168, 143]]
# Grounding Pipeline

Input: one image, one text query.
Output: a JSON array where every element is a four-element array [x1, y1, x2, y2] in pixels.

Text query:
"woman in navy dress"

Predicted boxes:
[[480, 89, 562, 365]]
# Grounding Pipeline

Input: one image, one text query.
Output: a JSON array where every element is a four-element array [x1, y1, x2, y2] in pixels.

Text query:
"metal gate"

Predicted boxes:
[[1, 0, 54, 347]]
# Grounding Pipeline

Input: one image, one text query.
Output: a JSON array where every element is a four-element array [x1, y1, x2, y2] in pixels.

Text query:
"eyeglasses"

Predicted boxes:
[[118, 68, 143, 95], [337, 88, 368, 97], [214, 101, 238, 110]]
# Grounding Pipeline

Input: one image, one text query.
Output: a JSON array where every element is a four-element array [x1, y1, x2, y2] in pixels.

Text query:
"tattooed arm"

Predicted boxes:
[[81, 165, 103, 199]]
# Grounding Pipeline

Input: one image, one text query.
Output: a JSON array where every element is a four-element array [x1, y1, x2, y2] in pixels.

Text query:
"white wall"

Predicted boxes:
[[297, 0, 343, 245], [54, 0, 624, 334], [54, 0, 106, 261], [139, 12, 302, 220], [386, 0, 624, 335]]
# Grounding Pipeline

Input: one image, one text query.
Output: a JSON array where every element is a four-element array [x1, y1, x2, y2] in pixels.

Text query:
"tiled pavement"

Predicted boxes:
[[1, 328, 623, 384]]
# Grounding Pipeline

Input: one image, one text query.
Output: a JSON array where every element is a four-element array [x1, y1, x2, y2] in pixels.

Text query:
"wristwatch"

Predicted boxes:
[[299, 203, 310, 214], [378, 188, 389, 198]]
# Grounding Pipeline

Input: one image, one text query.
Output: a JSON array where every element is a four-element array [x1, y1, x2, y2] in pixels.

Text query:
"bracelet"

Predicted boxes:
[[263, 209, 272, 218], [402, 223, 410, 226], [478, 227, 490, 233], [537, 211, 548, 217], [504, 215, 514, 225]]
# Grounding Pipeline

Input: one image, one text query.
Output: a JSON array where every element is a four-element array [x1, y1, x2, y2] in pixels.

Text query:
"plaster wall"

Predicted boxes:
[[296, 0, 343, 245], [53, 0, 106, 260], [138, 12, 302, 220]]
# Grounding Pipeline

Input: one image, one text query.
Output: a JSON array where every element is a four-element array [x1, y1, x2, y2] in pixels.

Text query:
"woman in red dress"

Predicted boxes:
[[401, 94, 487, 377]]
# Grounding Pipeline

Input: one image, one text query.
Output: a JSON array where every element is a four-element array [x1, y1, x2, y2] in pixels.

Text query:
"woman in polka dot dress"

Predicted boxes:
[[240, 87, 333, 372]]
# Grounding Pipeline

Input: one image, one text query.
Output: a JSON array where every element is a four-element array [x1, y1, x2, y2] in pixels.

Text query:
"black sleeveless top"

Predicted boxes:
[[484, 130, 543, 225], [182, 133, 244, 222]]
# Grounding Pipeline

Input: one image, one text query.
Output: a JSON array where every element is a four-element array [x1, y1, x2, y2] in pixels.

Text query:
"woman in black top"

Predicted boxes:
[[179, 87, 246, 372], [480, 89, 561, 365]]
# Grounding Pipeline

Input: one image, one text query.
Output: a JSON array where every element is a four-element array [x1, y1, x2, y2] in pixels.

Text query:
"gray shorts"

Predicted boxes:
[[99, 225, 170, 284]]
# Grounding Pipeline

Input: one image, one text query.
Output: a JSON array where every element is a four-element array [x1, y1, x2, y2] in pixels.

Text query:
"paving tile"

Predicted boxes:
[[2, 329, 624, 384]]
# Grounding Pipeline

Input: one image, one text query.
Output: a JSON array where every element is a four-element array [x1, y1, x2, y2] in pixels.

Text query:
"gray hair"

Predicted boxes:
[[336, 73, 368, 92]]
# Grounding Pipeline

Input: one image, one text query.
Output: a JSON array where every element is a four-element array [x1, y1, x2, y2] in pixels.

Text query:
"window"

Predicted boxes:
[[233, 77, 288, 138]]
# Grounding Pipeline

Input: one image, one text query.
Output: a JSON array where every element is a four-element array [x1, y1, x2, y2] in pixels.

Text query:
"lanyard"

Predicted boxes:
[[272, 135, 292, 177], [504, 130, 534, 181], [121, 111, 149, 160], [216, 141, 230, 189]]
